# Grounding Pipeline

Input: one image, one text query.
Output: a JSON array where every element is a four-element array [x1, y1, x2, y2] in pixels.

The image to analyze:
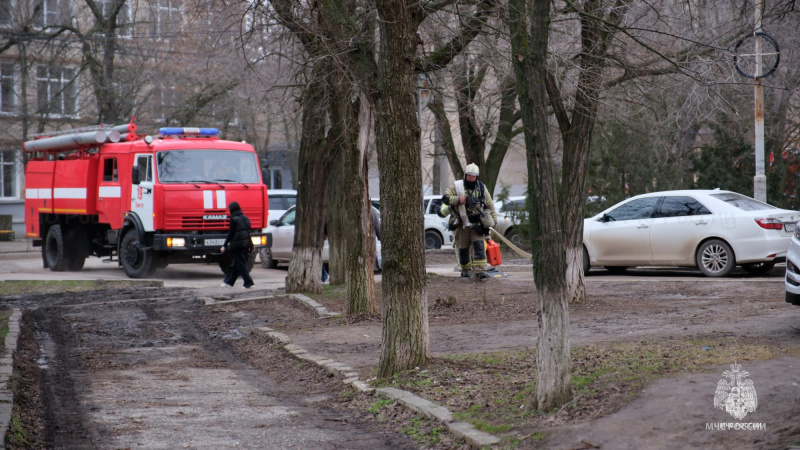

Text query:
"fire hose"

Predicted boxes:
[[489, 227, 532, 260]]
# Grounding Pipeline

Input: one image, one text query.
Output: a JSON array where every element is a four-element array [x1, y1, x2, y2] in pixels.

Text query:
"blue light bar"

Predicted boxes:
[[158, 127, 220, 137]]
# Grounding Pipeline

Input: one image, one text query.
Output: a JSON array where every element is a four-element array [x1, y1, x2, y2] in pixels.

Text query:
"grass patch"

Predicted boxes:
[[383, 336, 800, 442], [0, 310, 9, 351], [368, 398, 395, 414], [0, 280, 154, 296], [6, 413, 29, 448]]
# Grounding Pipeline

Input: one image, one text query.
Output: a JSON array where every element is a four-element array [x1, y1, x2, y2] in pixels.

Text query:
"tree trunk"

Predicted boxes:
[[510, 0, 572, 411], [333, 81, 375, 315], [374, 0, 429, 379], [557, 0, 626, 304], [286, 66, 335, 294], [328, 155, 347, 286], [565, 246, 585, 304]]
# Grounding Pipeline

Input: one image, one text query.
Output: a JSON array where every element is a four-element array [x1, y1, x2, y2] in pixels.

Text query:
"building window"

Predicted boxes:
[[34, 0, 72, 27], [36, 65, 78, 117], [0, 0, 12, 27], [149, 0, 182, 38], [0, 150, 17, 198], [98, 0, 132, 37], [0, 62, 14, 114], [264, 169, 282, 189], [153, 84, 178, 123]]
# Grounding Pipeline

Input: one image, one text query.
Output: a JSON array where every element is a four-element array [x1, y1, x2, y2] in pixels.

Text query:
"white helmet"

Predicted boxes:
[[465, 163, 479, 176]]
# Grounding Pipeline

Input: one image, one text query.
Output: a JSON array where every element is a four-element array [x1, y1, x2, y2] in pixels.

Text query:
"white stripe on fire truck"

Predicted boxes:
[[99, 186, 121, 198], [204, 191, 213, 209], [53, 188, 87, 199], [217, 190, 226, 209], [25, 188, 52, 199]]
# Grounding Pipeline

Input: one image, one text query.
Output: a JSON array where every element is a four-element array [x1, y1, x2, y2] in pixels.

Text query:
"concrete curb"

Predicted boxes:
[[200, 293, 341, 319], [0, 308, 22, 449], [216, 295, 501, 448]]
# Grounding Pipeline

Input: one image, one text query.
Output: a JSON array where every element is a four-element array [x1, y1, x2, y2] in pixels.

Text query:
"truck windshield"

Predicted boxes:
[[157, 150, 261, 184]]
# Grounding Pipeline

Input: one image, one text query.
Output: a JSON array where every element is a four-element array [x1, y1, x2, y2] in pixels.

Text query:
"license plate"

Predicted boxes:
[[785, 223, 796, 233], [205, 239, 225, 246]]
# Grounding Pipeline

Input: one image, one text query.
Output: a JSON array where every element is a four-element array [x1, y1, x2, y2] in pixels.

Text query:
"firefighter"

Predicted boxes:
[[443, 164, 497, 279], [220, 201, 255, 289]]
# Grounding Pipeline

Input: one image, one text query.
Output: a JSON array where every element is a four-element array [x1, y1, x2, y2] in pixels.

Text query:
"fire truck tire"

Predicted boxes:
[[120, 231, 157, 278], [217, 251, 256, 275], [64, 228, 87, 271], [44, 225, 70, 271]]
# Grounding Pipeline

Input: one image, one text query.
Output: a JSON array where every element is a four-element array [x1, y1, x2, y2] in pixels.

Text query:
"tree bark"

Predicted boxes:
[[286, 65, 335, 294], [374, 0, 429, 378], [509, 0, 572, 411]]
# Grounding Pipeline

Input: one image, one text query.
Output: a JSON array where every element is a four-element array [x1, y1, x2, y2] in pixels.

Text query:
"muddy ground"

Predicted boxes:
[[4, 249, 800, 449]]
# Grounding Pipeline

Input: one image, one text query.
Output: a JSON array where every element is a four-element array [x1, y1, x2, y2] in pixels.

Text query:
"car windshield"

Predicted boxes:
[[710, 192, 777, 211], [270, 195, 297, 210], [156, 150, 260, 184], [501, 199, 525, 213]]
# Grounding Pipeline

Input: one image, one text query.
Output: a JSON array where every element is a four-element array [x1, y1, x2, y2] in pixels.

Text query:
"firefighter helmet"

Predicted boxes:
[[465, 163, 479, 176]]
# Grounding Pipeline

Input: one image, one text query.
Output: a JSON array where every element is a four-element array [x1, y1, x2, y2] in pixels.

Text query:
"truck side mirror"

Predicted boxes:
[[131, 166, 140, 184]]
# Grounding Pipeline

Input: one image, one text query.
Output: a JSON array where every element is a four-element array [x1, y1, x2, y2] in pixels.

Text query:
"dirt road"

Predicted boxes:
[[6, 287, 419, 449]]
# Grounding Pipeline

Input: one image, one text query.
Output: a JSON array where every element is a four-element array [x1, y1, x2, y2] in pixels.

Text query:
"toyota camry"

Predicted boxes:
[[582, 189, 799, 277]]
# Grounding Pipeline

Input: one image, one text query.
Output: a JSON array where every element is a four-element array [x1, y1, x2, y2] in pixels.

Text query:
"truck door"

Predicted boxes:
[[131, 154, 155, 231], [97, 156, 123, 228]]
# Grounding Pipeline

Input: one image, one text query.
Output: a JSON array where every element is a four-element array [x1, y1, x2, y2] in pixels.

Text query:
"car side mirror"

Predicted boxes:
[[601, 213, 610, 223], [270, 220, 278, 226]]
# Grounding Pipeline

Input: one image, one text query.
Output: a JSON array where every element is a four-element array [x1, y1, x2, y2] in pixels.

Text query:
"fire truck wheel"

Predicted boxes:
[[45, 225, 70, 271], [120, 232, 157, 278], [217, 251, 257, 275], [64, 228, 87, 271]]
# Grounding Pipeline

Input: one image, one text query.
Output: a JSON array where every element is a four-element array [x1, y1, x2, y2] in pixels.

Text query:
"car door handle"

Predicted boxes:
[[637, 224, 649, 229], [694, 221, 708, 225]]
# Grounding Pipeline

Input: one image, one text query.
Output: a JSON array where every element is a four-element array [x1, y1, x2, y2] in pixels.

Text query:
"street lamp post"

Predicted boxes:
[[733, 4, 779, 203], [753, 0, 766, 203]]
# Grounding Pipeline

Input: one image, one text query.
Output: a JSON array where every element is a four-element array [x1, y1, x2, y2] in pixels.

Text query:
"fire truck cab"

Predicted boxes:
[[24, 124, 271, 278]]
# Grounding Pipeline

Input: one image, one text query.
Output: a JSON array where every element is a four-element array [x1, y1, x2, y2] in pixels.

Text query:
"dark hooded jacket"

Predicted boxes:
[[224, 201, 252, 251]]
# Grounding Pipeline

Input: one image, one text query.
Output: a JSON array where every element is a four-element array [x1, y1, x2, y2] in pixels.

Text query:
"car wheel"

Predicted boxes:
[[582, 247, 590, 276], [259, 247, 278, 268], [604, 266, 628, 274], [505, 229, 524, 248], [696, 239, 735, 277], [741, 261, 775, 275], [425, 230, 443, 249], [787, 291, 800, 306]]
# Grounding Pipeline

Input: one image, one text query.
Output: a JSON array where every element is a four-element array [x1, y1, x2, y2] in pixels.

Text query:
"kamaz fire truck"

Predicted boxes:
[[23, 122, 271, 278]]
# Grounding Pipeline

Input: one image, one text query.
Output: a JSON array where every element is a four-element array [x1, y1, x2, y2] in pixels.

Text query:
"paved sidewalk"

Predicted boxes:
[[0, 239, 38, 259]]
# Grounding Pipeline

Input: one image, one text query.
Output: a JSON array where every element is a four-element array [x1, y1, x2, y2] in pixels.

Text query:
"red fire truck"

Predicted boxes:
[[23, 122, 271, 278]]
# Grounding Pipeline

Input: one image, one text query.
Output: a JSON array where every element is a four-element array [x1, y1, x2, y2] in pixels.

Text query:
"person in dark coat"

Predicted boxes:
[[220, 201, 255, 288]]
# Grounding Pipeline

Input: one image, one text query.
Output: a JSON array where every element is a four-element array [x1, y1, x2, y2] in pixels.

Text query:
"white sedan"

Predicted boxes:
[[583, 189, 799, 277], [260, 206, 381, 271]]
